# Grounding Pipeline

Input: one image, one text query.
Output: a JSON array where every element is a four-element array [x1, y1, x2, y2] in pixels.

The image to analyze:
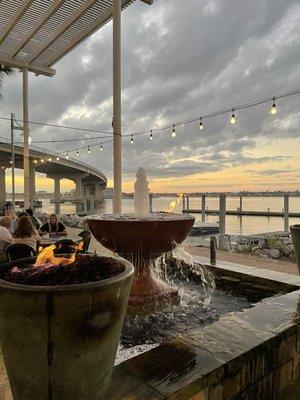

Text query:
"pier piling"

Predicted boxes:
[[284, 194, 289, 232], [219, 194, 226, 235], [201, 194, 206, 222]]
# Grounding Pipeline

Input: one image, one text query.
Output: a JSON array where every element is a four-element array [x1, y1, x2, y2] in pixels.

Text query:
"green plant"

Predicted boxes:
[[0, 64, 14, 99]]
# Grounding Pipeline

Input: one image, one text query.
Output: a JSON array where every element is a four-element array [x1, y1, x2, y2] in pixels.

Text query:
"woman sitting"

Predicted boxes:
[[4, 210, 17, 234], [13, 216, 41, 252], [39, 213, 67, 237]]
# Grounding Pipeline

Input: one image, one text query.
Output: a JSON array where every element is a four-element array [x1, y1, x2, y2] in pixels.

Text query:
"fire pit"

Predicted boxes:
[[0, 246, 133, 400]]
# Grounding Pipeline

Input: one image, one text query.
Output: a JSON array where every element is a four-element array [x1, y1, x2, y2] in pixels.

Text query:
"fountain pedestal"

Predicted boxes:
[[87, 213, 195, 313]]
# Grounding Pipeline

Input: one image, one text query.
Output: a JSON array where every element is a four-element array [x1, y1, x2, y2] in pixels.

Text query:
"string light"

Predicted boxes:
[[10, 160, 12, 164], [48, 157, 52, 162], [230, 108, 236, 124], [41, 158, 44, 163], [66, 152, 69, 160], [56, 156, 60, 161], [270, 97, 277, 115], [87, 146, 90, 154], [33, 89, 299, 155], [199, 117, 203, 130], [33, 159, 37, 164], [76, 149, 79, 156], [100, 142, 103, 151], [171, 125, 176, 138]]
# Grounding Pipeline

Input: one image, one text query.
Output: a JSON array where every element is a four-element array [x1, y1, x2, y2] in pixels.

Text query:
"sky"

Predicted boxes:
[[0, 0, 300, 194]]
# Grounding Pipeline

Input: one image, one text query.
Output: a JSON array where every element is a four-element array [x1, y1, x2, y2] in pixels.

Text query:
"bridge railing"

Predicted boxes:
[[0, 135, 107, 183]]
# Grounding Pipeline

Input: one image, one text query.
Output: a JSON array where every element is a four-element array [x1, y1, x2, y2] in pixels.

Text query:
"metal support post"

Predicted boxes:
[[113, 0, 122, 213], [10, 113, 15, 210], [23, 68, 30, 209]]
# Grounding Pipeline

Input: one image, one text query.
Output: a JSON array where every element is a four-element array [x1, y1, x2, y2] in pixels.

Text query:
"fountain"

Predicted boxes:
[[86, 168, 195, 313]]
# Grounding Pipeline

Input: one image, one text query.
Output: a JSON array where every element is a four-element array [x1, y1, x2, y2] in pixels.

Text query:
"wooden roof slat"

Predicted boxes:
[[0, 0, 154, 77], [0, 0, 35, 45], [11, 0, 67, 58]]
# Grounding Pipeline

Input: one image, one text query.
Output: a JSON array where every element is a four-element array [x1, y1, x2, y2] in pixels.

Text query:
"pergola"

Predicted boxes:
[[0, 0, 153, 212]]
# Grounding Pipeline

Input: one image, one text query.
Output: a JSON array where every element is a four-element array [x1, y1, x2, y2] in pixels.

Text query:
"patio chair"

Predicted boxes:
[[54, 239, 75, 255], [78, 230, 92, 253], [6, 243, 36, 261]]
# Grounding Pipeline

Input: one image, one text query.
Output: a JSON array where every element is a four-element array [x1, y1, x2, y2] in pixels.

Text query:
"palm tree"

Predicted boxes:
[[0, 64, 14, 99]]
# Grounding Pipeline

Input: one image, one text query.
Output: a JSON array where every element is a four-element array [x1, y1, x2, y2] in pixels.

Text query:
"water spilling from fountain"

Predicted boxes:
[[86, 168, 255, 363]]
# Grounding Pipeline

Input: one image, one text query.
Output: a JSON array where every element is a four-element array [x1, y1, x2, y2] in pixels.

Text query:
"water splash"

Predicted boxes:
[[154, 242, 216, 307]]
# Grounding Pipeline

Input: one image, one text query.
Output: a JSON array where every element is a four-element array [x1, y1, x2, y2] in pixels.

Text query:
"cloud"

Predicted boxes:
[[0, 0, 299, 188]]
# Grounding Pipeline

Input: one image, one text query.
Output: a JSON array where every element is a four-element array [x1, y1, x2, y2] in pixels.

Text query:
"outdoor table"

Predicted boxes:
[[39, 235, 82, 248]]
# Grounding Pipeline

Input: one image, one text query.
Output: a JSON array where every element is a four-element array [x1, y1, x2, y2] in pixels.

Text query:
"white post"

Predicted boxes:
[[10, 113, 16, 210], [201, 194, 206, 222], [23, 68, 30, 210], [113, 0, 122, 214], [219, 193, 226, 235], [284, 194, 289, 232]]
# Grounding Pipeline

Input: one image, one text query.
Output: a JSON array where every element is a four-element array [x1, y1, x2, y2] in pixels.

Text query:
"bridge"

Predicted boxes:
[[0, 136, 107, 214]]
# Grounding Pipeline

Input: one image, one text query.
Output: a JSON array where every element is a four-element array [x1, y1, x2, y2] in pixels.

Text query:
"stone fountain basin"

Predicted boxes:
[[86, 213, 195, 257]]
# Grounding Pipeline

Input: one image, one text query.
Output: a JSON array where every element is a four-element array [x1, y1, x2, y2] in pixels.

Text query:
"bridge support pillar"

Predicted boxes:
[[0, 169, 6, 205], [29, 161, 36, 208], [54, 177, 61, 215]]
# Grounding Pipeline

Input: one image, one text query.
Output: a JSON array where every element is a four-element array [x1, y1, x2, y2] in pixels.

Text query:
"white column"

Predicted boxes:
[[219, 194, 226, 235], [201, 194, 206, 222], [113, 0, 122, 214], [284, 194, 289, 233], [0, 169, 6, 204], [23, 68, 30, 209]]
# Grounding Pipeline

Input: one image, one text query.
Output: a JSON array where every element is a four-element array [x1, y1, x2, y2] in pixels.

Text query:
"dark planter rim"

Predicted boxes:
[[290, 224, 300, 229], [0, 255, 134, 293], [86, 212, 195, 224]]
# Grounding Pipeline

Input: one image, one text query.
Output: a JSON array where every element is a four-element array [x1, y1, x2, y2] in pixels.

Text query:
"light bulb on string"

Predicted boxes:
[[33, 159, 37, 164], [87, 146, 90, 154], [150, 130, 153, 140], [66, 152, 69, 160], [41, 158, 44, 163], [56, 156, 60, 161], [76, 149, 79, 156], [130, 135, 134, 144], [100, 142, 103, 151], [199, 117, 203, 130], [270, 97, 277, 115], [48, 157, 52, 162], [171, 125, 176, 138], [230, 108, 236, 124]]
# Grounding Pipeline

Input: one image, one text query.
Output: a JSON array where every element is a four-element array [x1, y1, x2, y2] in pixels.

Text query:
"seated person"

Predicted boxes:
[[26, 208, 41, 230], [5, 210, 18, 234], [39, 213, 67, 237], [13, 215, 41, 252], [0, 216, 13, 262]]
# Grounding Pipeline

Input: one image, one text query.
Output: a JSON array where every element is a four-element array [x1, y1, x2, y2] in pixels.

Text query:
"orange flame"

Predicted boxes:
[[34, 245, 75, 267], [169, 193, 184, 212]]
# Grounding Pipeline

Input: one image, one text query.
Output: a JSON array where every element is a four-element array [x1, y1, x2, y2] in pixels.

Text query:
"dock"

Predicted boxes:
[[183, 209, 300, 217]]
